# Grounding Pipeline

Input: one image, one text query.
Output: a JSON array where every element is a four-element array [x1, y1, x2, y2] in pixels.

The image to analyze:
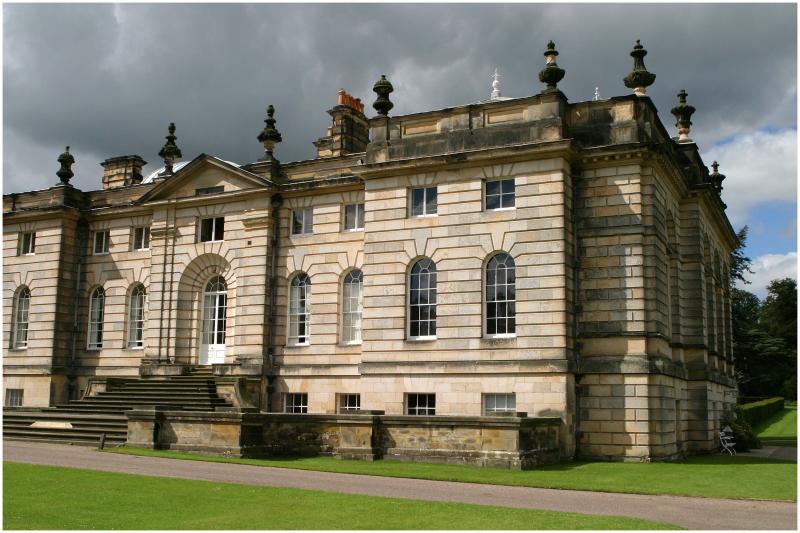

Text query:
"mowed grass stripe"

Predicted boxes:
[[3, 462, 678, 530], [108, 446, 797, 501]]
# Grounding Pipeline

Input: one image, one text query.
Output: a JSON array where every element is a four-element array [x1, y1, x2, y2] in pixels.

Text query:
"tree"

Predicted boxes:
[[760, 278, 797, 350], [729, 226, 753, 287]]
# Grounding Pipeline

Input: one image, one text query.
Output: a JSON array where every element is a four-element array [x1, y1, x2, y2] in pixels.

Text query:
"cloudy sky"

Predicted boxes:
[[3, 3, 797, 297]]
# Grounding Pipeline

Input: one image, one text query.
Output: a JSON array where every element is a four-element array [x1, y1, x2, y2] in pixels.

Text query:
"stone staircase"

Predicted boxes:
[[3, 367, 232, 446]]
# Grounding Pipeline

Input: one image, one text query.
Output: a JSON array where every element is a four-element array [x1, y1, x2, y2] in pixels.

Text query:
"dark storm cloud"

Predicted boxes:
[[3, 3, 797, 192]]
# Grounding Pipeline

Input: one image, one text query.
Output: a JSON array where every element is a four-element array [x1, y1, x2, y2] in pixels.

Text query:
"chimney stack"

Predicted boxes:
[[314, 89, 369, 158], [100, 155, 147, 189]]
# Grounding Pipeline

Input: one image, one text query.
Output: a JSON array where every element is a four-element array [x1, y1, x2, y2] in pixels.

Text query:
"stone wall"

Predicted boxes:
[[126, 408, 561, 470]]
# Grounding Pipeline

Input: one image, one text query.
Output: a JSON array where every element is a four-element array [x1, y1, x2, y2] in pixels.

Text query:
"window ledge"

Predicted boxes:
[[126, 346, 145, 351], [10, 347, 28, 352], [344, 228, 364, 233], [485, 207, 516, 212], [93, 252, 110, 256], [409, 214, 438, 219], [339, 341, 363, 347], [484, 334, 517, 341], [407, 337, 437, 342], [286, 343, 310, 348], [86, 347, 103, 352]]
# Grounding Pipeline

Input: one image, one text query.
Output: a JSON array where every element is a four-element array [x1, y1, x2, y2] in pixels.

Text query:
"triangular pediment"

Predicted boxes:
[[137, 154, 273, 203]]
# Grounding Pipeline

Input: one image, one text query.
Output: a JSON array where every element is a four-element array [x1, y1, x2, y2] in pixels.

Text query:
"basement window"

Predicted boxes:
[[284, 393, 308, 414], [199, 217, 225, 242], [338, 394, 361, 413], [483, 393, 516, 415], [405, 393, 436, 416], [5, 388, 23, 407]]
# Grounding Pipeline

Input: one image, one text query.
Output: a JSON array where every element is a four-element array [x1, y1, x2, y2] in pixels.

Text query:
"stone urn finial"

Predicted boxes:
[[158, 122, 183, 176], [623, 40, 656, 96], [258, 105, 283, 160], [372, 75, 394, 116], [538, 40, 565, 93], [671, 89, 696, 143], [56, 146, 75, 185], [709, 160, 726, 193]]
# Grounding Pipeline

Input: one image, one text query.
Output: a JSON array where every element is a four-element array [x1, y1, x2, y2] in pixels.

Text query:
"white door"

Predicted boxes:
[[200, 276, 227, 365]]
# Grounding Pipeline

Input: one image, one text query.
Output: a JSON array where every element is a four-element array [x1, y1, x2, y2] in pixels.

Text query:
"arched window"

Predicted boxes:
[[202, 276, 228, 346], [12, 287, 30, 349], [88, 287, 105, 350], [127, 284, 146, 348], [288, 273, 310, 345], [409, 258, 437, 339], [342, 269, 363, 344], [486, 253, 516, 336]]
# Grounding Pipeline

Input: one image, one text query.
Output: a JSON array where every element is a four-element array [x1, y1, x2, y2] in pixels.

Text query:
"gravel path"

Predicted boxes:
[[4, 440, 796, 530]]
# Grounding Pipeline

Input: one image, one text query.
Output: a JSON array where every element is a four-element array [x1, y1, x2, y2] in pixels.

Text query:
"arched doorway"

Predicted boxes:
[[200, 275, 227, 365]]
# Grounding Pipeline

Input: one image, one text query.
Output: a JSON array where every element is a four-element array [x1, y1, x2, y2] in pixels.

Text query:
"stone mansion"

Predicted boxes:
[[3, 41, 737, 461]]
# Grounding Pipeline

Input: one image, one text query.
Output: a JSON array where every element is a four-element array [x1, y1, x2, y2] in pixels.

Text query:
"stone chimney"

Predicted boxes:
[[100, 155, 147, 189], [314, 89, 370, 158]]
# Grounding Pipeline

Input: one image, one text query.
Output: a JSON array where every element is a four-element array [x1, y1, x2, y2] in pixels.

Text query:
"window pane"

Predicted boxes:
[[411, 188, 424, 216], [344, 204, 356, 230], [200, 219, 213, 242], [425, 187, 437, 214], [214, 218, 225, 241], [304, 208, 313, 233]]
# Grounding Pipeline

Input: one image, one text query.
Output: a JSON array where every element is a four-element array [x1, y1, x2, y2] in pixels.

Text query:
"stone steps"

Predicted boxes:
[[2, 366, 234, 446]]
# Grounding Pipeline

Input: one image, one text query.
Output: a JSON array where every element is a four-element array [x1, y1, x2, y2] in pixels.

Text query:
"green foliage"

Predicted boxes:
[[721, 405, 760, 451], [740, 397, 785, 425], [733, 278, 797, 400], [4, 462, 678, 530], [753, 402, 797, 446], [109, 447, 798, 501], [760, 278, 797, 350], [729, 226, 753, 287]]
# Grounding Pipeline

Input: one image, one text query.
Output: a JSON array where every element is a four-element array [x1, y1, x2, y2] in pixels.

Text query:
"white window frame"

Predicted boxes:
[[483, 393, 516, 415], [284, 393, 308, 413], [485, 178, 516, 211], [198, 217, 225, 243], [19, 232, 36, 255], [127, 285, 146, 349], [287, 273, 311, 346], [405, 393, 436, 416], [408, 258, 437, 341], [87, 287, 105, 350], [5, 389, 23, 407], [485, 253, 516, 338], [343, 203, 365, 231], [338, 393, 361, 413], [341, 269, 363, 345], [12, 287, 31, 349], [291, 207, 314, 235], [93, 230, 110, 255], [409, 186, 437, 217], [132, 226, 150, 251]]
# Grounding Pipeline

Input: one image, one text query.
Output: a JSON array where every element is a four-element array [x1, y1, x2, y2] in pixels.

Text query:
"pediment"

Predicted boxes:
[[137, 154, 272, 203]]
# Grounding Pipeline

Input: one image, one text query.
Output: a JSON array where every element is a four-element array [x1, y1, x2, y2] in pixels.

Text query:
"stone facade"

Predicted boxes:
[[3, 62, 737, 460]]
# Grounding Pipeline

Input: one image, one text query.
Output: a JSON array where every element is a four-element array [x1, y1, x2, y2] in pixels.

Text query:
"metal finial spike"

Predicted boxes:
[[491, 68, 502, 100], [594, 87, 600, 101]]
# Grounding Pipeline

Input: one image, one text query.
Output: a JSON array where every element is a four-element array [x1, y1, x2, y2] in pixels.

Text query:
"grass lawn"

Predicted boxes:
[[108, 446, 797, 502], [3, 462, 678, 530], [754, 402, 797, 446]]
